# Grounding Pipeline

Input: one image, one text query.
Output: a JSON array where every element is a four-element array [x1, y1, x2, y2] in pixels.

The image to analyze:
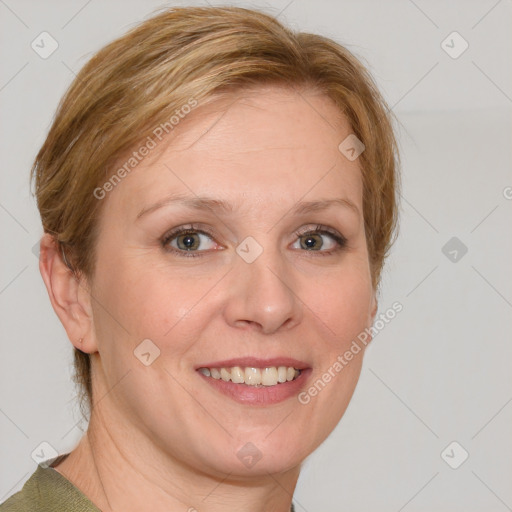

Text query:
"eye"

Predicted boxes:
[[291, 225, 347, 255], [161, 224, 220, 258], [161, 223, 347, 258]]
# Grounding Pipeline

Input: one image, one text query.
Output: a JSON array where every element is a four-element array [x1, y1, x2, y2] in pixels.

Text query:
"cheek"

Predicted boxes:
[[92, 256, 218, 380], [302, 264, 373, 346], [95, 253, 197, 332], [297, 273, 371, 447]]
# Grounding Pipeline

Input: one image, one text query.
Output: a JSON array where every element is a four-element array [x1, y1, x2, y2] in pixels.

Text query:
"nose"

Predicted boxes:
[[222, 244, 302, 335]]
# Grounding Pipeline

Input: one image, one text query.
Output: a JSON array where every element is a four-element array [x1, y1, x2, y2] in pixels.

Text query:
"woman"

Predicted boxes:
[[1, 5, 399, 511]]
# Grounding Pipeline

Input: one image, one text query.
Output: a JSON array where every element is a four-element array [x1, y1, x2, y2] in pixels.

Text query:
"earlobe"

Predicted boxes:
[[38, 234, 97, 354]]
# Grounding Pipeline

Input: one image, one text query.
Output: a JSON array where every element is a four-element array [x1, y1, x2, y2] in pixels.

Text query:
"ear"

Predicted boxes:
[[38, 233, 98, 354], [364, 291, 378, 346], [369, 292, 378, 323]]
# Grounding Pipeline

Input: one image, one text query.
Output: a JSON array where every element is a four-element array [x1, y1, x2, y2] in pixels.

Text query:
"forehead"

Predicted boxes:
[[170, 85, 349, 154], [105, 85, 363, 218]]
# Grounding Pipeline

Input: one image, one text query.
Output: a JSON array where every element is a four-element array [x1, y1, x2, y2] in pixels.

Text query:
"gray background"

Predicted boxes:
[[1, 1, 511, 510]]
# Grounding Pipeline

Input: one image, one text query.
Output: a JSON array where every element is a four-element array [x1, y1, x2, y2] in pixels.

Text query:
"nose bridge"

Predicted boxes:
[[224, 236, 301, 333]]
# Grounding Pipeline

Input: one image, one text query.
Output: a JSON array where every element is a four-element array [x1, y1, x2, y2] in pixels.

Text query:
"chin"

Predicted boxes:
[[201, 427, 317, 477], [215, 446, 306, 478]]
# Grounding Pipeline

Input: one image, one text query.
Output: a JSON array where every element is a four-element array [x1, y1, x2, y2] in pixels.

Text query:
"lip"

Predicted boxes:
[[195, 357, 312, 406], [195, 356, 310, 371]]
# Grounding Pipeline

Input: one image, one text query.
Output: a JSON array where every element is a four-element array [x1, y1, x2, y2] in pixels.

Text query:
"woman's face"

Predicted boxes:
[[88, 85, 376, 477]]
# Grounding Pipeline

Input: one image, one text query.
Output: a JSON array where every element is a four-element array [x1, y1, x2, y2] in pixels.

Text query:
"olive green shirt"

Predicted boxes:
[[0, 454, 100, 511], [1, 454, 296, 511]]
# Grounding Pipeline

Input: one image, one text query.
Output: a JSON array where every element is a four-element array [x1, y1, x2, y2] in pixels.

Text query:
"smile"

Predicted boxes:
[[198, 366, 301, 386]]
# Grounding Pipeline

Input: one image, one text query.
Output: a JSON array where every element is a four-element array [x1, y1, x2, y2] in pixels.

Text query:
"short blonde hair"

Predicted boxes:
[[31, 6, 400, 418]]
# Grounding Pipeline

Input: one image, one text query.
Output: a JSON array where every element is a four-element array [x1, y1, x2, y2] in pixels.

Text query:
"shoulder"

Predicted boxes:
[[0, 465, 42, 512], [0, 456, 100, 512]]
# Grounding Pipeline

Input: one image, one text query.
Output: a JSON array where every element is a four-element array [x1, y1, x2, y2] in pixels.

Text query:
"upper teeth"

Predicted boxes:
[[198, 366, 300, 386]]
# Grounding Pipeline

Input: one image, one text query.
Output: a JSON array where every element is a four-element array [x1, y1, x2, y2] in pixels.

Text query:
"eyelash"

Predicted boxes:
[[160, 223, 348, 259]]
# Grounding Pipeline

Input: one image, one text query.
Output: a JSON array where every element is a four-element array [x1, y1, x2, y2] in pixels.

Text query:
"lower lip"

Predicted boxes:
[[198, 369, 312, 406]]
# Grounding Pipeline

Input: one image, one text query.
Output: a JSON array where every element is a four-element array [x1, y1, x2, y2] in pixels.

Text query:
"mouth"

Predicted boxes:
[[197, 365, 301, 387], [195, 357, 311, 405]]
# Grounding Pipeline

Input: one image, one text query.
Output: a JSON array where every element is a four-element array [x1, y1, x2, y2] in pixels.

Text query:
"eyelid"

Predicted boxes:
[[294, 224, 345, 240], [293, 224, 348, 253], [161, 223, 348, 256], [162, 223, 217, 243]]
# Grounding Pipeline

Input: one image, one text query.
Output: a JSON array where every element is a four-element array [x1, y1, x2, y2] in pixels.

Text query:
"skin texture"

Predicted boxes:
[[39, 85, 377, 512]]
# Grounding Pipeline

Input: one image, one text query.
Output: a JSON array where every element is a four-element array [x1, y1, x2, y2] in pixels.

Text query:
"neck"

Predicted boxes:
[[54, 402, 299, 512]]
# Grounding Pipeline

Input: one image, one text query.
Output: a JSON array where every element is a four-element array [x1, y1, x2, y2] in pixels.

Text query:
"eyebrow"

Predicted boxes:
[[136, 193, 360, 220]]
